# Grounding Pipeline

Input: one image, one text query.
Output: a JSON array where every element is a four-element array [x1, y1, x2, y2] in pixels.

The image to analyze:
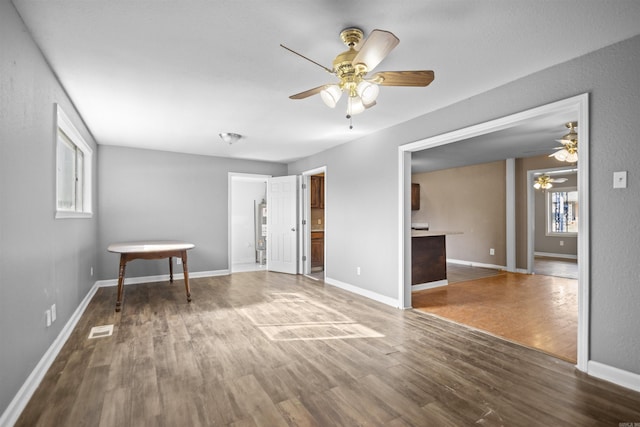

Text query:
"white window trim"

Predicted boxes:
[[545, 186, 577, 237], [55, 104, 93, 219]]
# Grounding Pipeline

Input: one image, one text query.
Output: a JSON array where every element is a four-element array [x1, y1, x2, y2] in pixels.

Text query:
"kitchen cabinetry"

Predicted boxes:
[[412, 234, 446, 285], [311, 175, 324, 208], [311, 231, 324, 269], [411, 183, 420, 211]]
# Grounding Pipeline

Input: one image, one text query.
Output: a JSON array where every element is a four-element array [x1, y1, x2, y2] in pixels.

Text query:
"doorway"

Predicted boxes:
[[528, 166, 579, 280], [229, 173, 269, 273], [302, 167, 326, 280], [399, 94, 589, 370]]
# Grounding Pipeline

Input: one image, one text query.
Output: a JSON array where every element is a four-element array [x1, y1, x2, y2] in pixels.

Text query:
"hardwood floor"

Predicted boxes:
[[534, 256, 578, 280], [415, 258, 579, 362], [413, 272, 577, 363], [447, 262, 502, 284], [16, 271, 640, 426]]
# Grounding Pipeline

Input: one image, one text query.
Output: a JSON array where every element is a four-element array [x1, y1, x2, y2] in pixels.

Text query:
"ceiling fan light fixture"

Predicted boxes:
[[347, 95, 365, 116], [320, 85, 342, 108], [550, 121, 578, 163], [550, 149, 569, 162], [534, 174, 554, 190], [356, 81, 379, 105]]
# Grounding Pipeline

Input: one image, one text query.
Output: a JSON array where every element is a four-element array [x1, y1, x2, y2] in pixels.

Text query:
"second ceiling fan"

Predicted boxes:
[[281, 27, 434, 128]]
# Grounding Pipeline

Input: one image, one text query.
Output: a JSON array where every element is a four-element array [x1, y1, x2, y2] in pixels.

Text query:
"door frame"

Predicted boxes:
[[301, 166, 327, 275], [526, 165, 578, 274], [398, 93, 590, 371], [227, 172, 270, 272]]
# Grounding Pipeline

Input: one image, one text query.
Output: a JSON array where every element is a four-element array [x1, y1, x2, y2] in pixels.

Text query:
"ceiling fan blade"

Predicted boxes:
[[289, 85, 326, 100], [551, 178, 569, 183], [369, 70, 435, 87], [352, 29, 399, 71], [280, 44, 334, 74]]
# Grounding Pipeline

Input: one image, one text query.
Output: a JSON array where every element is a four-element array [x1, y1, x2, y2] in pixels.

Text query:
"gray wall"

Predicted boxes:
[[290, 136, 400, 299], [289, 34, 640, 374], [0, 0, 98, 415], [98, 146, 286, 279]]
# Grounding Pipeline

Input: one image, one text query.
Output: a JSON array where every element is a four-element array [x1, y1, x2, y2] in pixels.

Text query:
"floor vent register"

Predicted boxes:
[[88, 324, 114, 339]]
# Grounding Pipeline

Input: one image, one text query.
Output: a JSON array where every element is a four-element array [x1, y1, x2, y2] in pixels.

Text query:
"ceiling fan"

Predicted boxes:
[[533, 173, 568, 190], [549, 121, 578, 163], [281, 27, 435, 128]]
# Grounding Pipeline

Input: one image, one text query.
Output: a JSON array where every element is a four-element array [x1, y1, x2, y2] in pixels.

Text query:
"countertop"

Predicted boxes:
[[411, 230, 463, 237]]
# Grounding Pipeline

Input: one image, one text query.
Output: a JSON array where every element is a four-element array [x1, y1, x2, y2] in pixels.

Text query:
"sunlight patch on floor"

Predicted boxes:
[[238, 292, 384, 341]]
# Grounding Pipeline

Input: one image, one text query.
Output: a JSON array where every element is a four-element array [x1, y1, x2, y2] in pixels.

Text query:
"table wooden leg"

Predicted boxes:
[[181, 251, 191, 302], [116, 255, 127, 312], [169, 257, 174, 283]]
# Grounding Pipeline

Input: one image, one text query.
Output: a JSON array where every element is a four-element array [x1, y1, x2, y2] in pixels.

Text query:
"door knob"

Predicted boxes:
[[291, 227, 296, 231]]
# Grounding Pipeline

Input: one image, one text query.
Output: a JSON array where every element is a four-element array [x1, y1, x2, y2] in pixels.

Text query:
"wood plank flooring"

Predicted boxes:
[[447, 262, 503, 284], [16, 271, 640, 426], [534, 256, 578, 280]]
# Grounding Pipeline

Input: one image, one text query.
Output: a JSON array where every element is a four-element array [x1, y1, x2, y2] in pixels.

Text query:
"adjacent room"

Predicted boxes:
[[409, 118, 580, 363], [2, 1, 640, 425]]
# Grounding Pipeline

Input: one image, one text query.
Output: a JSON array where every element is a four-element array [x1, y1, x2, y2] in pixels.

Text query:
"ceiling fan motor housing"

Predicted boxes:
[[340, 28, 364, 47], [335, 28, 369, 96]]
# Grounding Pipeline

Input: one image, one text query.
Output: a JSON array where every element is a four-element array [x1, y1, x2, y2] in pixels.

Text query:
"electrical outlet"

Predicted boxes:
[[176, 257, 182, 265], [51, 304, 56, 322], [489, 248, 495, 256], [90, 267, 94, 276], [560, 240, 564, 246], [45, 310, 51, 327], [317, 218, 321, 224], [357, 267, 361, 275]]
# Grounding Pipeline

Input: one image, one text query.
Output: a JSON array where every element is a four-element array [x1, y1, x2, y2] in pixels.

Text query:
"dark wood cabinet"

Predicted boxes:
[[311, 175, 324, 208], [311, 231, 324, 268], [411, 235, 446, 285], [411, 183, 420, 211]]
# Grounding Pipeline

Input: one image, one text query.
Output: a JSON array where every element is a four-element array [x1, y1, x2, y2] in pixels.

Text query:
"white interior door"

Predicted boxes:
[[267, 175, 298, 274]]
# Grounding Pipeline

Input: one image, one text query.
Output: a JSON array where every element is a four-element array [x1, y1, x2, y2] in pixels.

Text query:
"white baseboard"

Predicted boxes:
[[588, 360, 640, 393], [447, 258, 506, 271], [0, 283, 100, 427], [324, 277, 401, 308], [412, 279, 448, 291], [534, 252, 578, 260], [95, 269, 230, 287]]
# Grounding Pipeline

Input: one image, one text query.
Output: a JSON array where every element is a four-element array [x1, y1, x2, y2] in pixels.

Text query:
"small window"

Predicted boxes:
[[56, 105, 92, 218], [546, 187, 578, 236]]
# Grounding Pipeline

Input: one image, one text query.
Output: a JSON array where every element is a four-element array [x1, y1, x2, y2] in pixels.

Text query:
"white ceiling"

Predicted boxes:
[[410, 109, 578, 173], [12, 1, 640, 164]]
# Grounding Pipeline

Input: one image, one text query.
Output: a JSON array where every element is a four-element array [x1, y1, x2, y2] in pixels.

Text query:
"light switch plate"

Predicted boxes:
[[613, 171, 627, 189]]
